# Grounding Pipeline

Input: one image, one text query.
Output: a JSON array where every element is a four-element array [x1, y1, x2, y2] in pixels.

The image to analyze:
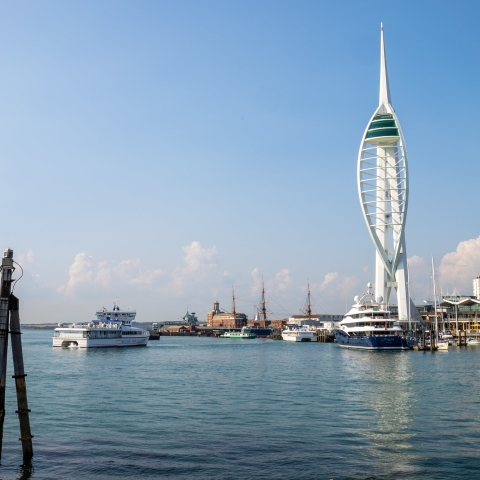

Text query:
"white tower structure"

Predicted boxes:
[[357, 24, 418, 322], [473, 277, 480, 299]]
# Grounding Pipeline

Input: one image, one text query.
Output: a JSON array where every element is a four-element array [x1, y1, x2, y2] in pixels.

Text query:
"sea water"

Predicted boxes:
[[0, 330, 478, 479]]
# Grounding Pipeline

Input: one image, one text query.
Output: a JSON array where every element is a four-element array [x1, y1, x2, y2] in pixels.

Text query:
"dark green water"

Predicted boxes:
[[0, 330, 478, 479]]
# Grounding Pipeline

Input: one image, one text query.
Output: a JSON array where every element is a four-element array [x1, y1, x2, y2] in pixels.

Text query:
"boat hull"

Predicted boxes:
[[219, 334, 256, 339], [334, 330, 409, 350], [282, 333, 317, 342], [52, 337, 149, 348]]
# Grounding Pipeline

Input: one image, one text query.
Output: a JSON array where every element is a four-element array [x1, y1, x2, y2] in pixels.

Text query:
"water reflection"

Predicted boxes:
[[337, 350, 420, 477], [16, 460, 33, 480]]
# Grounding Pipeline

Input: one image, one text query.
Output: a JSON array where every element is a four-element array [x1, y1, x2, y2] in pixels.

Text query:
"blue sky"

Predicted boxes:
[[1, 1, 480, 322]]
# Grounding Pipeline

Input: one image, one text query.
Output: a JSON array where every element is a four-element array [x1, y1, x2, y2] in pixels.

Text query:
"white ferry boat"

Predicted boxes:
[[53, 303, 149, 348], [282, 325, 317, 342], [334, 283, 409, 350]]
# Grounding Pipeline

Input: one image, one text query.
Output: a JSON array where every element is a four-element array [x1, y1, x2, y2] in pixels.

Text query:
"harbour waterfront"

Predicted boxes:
[[0, 331, 479, 479]]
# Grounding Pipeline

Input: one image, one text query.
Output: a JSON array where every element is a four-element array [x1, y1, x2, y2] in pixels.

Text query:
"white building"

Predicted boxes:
[[473, 276, 480, 299], [287, 314, 342, 331]]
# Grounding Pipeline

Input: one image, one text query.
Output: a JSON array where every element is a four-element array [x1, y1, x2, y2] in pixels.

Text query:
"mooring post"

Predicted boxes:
[[9, 294, 33, 460], [0, 249, 14, 459]]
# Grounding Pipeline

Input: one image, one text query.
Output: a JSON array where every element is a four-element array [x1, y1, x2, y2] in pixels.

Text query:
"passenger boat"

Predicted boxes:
[[282, 325, 317, 342], [467, 337, 480, 345], [52, 302, 149, 348], [334, 283, 409, 350], [220, 327, 256, 339]]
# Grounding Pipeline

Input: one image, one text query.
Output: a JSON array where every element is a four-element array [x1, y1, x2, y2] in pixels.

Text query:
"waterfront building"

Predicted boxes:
[[287, 314, 342, 330], [437, 296, 480, 335], [357, 25, 420, 323], [206, 301, 247, 328]]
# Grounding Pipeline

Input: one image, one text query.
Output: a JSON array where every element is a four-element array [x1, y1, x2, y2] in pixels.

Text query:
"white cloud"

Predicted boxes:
[[58, 253, 163, 297], [17, 249, 34, 266], [403, 242, 480, 303], [58, 253, 94, 296], [314, 271, 360, 298], [319, 272, 339, 291], [439, 236, 480, 295], [272, 269, 292, 295], [250, 267, 292, 298], [182, 241, 218, 273], [166, 241, 220, 296]]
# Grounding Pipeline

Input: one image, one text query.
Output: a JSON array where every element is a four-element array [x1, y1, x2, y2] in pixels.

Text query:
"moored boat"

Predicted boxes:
[[220, 326, 257, 339], [282, 325, 317, 342], [334, 283, 409, 350], [251, 327, 271, 338]]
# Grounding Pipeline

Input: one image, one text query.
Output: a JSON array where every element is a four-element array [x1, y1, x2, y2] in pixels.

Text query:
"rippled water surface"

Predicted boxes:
[[0, 330, 479, 479]]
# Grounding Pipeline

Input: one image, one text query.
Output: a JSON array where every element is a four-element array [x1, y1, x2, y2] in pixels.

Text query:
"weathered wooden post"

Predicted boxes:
[[0, 248, 14, 459], [0, 248, 34, 462], [9, 294, 33, 459]]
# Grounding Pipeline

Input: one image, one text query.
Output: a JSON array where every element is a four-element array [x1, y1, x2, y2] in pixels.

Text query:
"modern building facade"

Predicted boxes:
[[357, 24, 419, 323]]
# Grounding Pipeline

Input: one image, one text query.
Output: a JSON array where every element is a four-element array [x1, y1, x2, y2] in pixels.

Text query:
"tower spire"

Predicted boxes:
[[379, 23, 391, 106]]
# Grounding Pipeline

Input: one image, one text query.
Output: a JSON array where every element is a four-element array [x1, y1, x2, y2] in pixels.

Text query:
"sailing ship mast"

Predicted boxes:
[[255, 279, 273, 324], [260, 280, 268, 322], [303, 281, 314, 318]]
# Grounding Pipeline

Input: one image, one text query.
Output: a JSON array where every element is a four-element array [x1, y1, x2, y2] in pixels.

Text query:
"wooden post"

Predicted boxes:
[[9, 295, 33, 460], [430, 330, 434, 352], [0, 249, 14, 459]]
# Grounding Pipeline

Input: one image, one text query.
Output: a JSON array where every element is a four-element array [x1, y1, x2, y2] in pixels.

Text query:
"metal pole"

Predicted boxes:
[[407, 261, 412, 332], [9, 294, 33, 460], [456, 303, 459, 338], [432, 255, 438, 351], [0, 249, 14, 459]]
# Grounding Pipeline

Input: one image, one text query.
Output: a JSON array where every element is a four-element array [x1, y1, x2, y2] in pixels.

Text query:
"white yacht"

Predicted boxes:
[[282, 325, 317, 342], [53, 303, 149, 348], [334, 283, 409, 350]]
